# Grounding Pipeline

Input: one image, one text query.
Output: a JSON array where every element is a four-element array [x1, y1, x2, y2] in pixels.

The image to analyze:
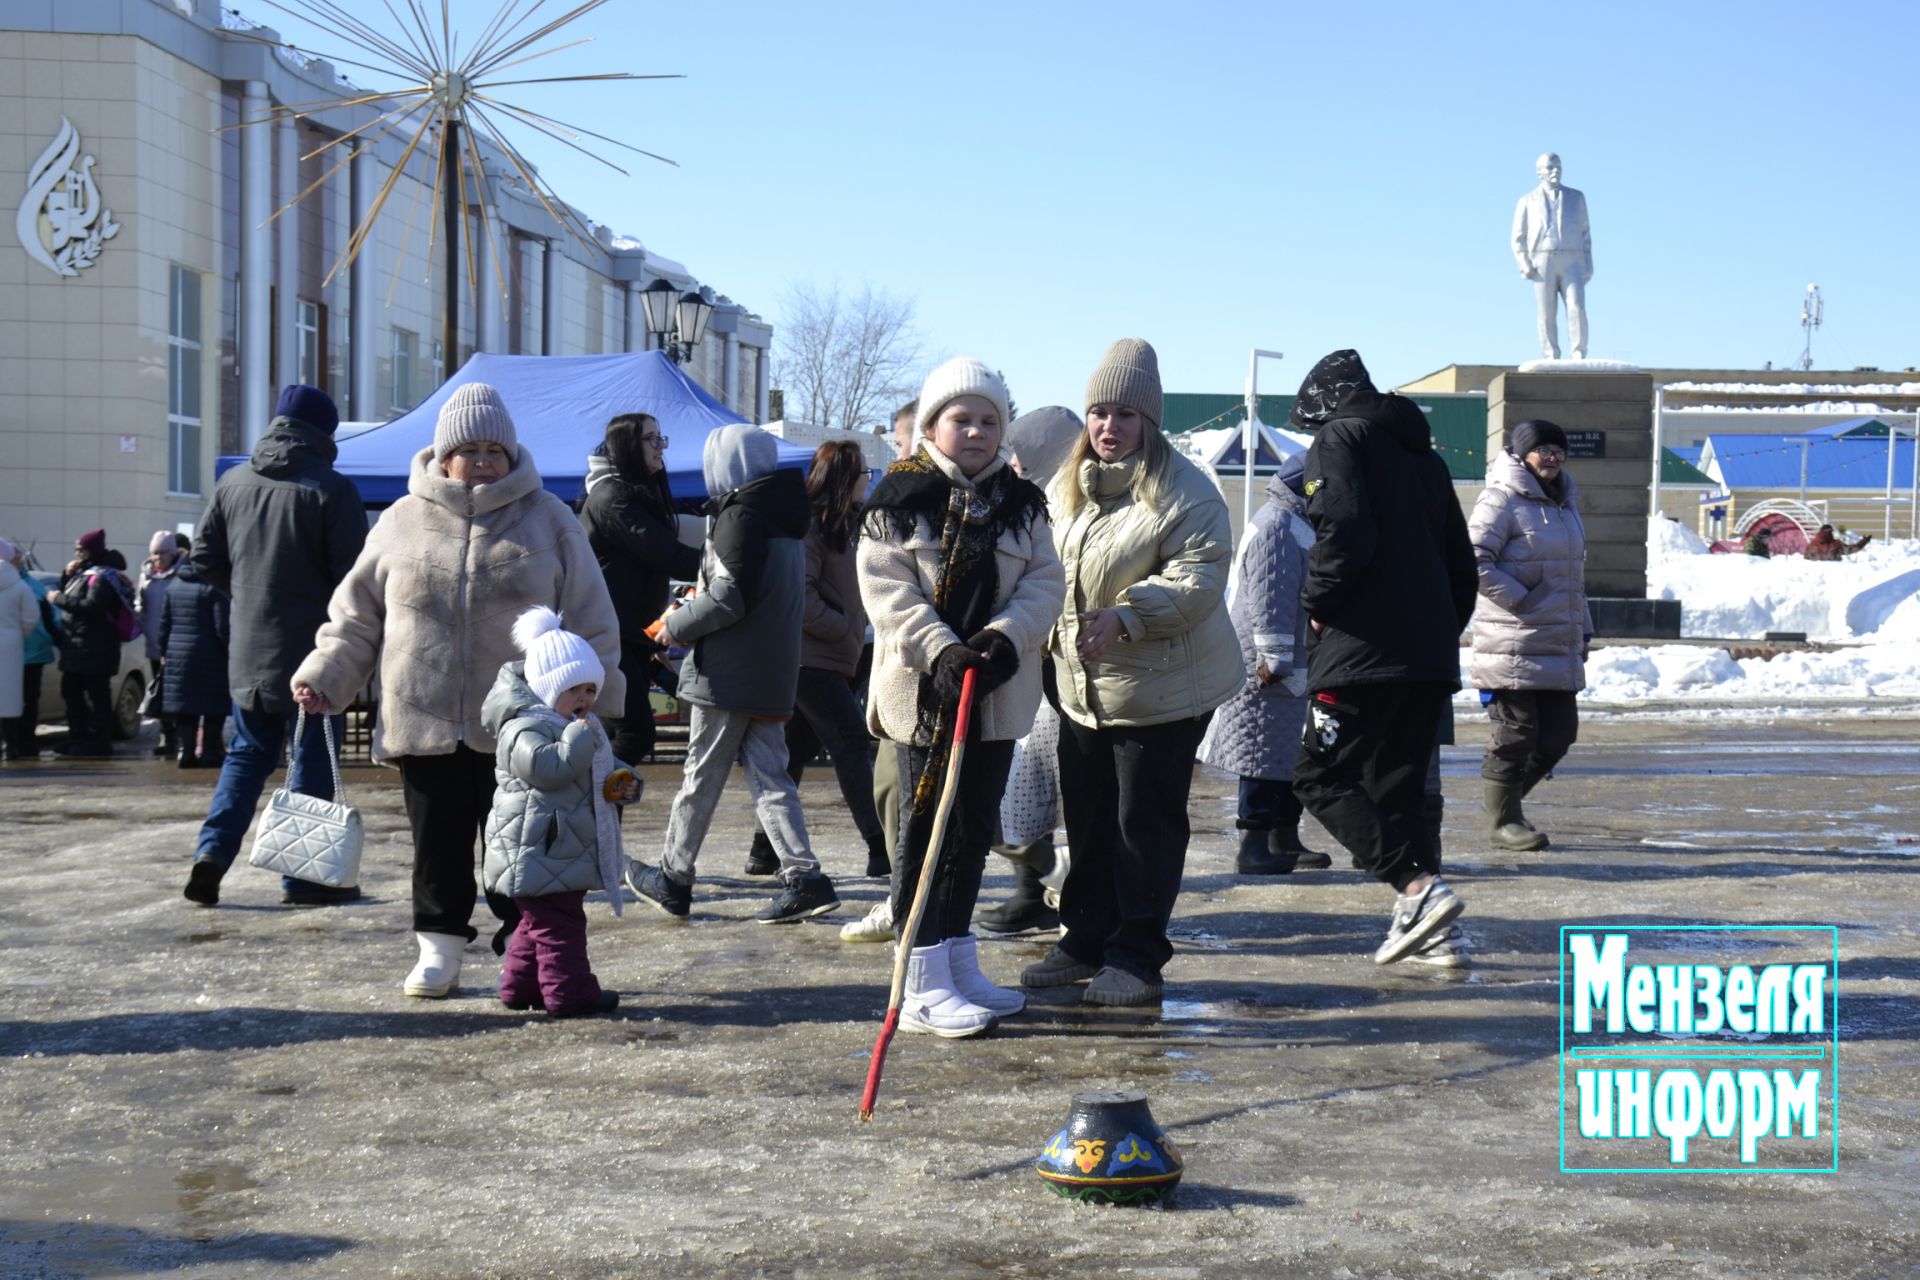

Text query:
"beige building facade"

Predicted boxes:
[[2, 0, 771, 565]]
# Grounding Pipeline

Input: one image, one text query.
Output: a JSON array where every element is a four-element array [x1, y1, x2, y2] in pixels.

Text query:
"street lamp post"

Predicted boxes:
[[640, 276, 715, 364]]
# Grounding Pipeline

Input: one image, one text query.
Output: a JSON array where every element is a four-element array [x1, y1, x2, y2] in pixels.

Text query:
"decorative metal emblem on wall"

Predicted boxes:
[[17, 117, 120, 277]]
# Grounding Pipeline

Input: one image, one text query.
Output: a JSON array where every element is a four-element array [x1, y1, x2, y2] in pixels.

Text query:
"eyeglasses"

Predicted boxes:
[[1528, 446, 1566, 462], [642, 434, 669, 448]]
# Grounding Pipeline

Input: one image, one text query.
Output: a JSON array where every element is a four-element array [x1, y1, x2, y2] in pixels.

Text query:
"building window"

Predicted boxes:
[[168, 264, 203, 495], [390, 327, 417, 412], [433, 338, 444, 388], [296, 298, 323, 389], [605, 285, 622, 353]]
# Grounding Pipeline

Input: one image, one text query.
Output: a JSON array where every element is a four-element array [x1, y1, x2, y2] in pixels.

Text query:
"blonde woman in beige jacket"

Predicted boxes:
[[857, 358, 1065, 1038], [292, 384, 623, 999], [1025, 339, 1239, 1009]]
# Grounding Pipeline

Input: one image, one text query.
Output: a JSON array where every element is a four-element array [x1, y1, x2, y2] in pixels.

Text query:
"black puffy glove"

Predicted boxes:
[[932, 642, 986, 704], [967, 628, 1019, 696]]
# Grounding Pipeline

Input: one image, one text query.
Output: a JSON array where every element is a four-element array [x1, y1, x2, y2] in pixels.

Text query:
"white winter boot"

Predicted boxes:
[[403, 931, 465, 998], [947, 933, 1026, 1016], [900, 940, 997, 1038]]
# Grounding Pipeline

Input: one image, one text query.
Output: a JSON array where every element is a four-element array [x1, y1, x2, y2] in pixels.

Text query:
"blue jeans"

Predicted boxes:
[[193, 702, 344, 892]]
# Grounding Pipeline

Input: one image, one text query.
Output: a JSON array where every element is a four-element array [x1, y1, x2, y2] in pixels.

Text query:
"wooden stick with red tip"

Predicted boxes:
[[858, 667, 978, 1123]]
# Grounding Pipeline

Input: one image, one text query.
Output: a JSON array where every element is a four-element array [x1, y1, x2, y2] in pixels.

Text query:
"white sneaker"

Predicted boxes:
[[839, 899, 895, 943], [1374, 876, 1464, 965], [899, 941, 997, 1038], [403, 931, 465, 998], [1407, 924, 1470, 968], [946, 933, 1026, 1016]]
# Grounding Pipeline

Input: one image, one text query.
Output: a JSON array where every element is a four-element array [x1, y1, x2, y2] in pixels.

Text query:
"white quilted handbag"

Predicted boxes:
[[247, 711, 363, 888]]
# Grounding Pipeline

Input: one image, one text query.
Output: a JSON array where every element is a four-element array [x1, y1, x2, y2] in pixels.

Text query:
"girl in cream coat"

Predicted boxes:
[[857, 357, 1065, 1038]]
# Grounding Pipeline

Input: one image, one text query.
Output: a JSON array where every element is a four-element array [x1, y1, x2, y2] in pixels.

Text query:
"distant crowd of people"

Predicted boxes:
[[0, 339, 1661, 1029]]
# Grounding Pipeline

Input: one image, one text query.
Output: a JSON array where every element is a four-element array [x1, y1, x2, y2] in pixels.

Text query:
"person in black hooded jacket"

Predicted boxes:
[[181, 384, 367, 908], [1288, 350, 1476, 967], [578, 413, 700, 764]]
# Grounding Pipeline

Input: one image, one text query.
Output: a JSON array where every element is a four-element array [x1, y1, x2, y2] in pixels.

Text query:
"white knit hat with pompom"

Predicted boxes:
[[511, 606, 605, 709]]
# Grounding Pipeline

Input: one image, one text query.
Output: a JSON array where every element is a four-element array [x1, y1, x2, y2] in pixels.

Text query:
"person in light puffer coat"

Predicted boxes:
[[1468, 418, 1591, 852], [1198, 455, 1326, 874], [293, 383, 624, 999], [479, 608, 636, 1019]]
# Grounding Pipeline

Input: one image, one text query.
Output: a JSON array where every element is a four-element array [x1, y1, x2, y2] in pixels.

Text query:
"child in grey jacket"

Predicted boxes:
[[481, 606, 640, 1018]]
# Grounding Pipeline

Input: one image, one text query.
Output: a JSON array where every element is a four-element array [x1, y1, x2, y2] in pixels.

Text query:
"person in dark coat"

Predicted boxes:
[[158, 559, 231, 769], [1287, 350, 1476, 966], [578, 413, 699, 765], [182, 384, 368, 908], [744, 439, 889, 882], [49, 528, 133, 757]]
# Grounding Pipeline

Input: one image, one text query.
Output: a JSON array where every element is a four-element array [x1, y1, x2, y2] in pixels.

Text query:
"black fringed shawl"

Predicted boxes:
[[862, 447, 1046, 814]]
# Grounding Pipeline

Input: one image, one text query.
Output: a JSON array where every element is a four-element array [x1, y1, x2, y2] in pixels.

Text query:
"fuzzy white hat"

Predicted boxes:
[[913, 357, 1012, 444], [512, 606, 605, 709]]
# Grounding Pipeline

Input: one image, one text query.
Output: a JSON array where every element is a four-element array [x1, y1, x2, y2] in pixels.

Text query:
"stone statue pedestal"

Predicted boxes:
[[1488, 367, 1676, 635]]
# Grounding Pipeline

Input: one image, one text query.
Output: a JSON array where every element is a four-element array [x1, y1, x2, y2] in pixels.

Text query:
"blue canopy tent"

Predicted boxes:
[[217, 351, 810, 506]]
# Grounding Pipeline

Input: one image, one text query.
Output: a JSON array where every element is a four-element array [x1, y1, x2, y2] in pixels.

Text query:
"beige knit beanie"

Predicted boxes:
[[433, 382, 520, 463], [1084, 338, 1162, 429], [913, 357, 1012, 443]]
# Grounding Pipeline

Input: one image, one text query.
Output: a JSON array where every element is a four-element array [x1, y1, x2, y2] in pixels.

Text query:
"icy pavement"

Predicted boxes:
[[1, 716, 1915, 1277]]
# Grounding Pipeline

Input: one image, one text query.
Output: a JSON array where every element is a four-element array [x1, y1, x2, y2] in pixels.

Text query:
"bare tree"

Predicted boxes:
[[774, 282, 923, 434]]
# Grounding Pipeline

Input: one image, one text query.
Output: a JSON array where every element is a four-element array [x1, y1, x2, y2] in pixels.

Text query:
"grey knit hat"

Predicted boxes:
[[1084, 338, 1162, 429], [433, 382, 519, 464]]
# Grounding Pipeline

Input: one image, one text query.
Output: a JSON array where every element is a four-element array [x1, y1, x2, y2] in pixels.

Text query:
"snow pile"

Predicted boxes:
[[1453, 518, 1920, 707], [1648, 518, 1920, 641]]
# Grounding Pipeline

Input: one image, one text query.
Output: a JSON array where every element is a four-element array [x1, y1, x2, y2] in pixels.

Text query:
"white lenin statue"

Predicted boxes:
[[1511, 152, 1592, 360]]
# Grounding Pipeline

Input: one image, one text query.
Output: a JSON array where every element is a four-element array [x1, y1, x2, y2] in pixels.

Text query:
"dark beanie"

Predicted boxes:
[[275, 383, 339, 435], [1509, 419, 1568, 459], [76, 528, 107, 557]]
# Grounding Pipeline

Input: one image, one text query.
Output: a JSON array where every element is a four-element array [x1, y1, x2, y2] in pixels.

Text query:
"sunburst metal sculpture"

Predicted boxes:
[[225, 0, 679, 359]]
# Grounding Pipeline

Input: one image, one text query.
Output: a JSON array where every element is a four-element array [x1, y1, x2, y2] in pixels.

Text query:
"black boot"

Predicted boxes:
[[743, 829, 779, 876], [177, 741, 198, 769], [1269, 786, 1332, 868], [977, 853, 1059, 936], [1236, 826, 1297, 875], [864, 832, 892, 879]]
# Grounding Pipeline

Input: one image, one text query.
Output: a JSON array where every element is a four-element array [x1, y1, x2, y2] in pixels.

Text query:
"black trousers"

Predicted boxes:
[[608, 641, 660, 764], [3, 663, 46, 756], [397, 746, 516, 945], [60, 670, 113, 744], [1481, 689, 1579, 784], [1292, 682, 1449, 892], [1056, 712, 1211, 983], [891, 738, 1014, 947]]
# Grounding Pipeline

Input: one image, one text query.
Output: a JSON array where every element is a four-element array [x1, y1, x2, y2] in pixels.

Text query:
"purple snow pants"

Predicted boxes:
[[498, 892, 603, 1015]]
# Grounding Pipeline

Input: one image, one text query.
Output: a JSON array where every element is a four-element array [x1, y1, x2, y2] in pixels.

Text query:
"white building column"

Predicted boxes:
[[755, 345, 770, 423], [239, 81, 272, 447], [723, 332, 740, 414], [348, 145, 377, 419], [623, 282, 641, 353], [475, 231, 504, 354], [540, 240, 560, 355], [274, 116, 299, 394]]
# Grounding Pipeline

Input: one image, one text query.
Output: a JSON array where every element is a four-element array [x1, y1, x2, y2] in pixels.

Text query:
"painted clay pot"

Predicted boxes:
[[1035, 1090, 1182, 1205]]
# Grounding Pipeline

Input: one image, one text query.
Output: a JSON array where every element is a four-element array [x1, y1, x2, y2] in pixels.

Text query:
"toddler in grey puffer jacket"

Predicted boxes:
[[481, 607, 640, 1018]]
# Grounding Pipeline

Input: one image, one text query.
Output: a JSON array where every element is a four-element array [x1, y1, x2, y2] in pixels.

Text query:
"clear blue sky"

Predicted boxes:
[[275, 0, 1919, 407]]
